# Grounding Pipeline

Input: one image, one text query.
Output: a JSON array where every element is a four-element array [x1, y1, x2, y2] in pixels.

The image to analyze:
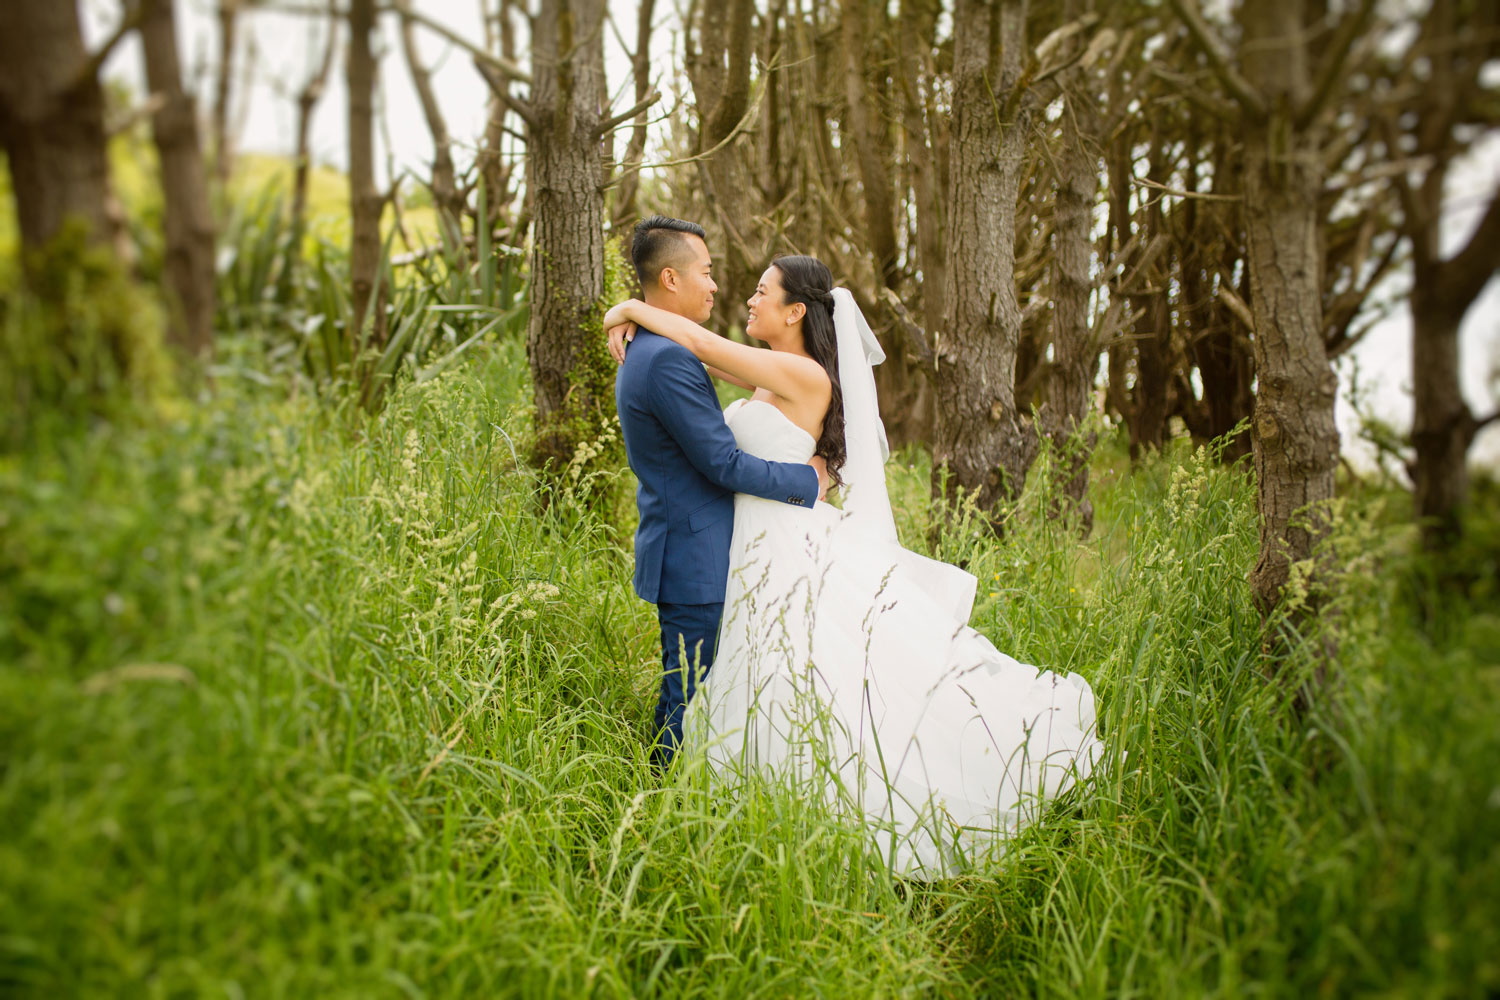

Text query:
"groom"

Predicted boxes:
[[612, 215, 824, 768]]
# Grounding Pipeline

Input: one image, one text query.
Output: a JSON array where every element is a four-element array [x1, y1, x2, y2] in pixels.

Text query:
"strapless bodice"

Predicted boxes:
[[725, 398, 816, 464]]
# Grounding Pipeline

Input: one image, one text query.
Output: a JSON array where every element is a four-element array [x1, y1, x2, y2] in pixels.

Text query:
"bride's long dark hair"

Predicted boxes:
[[770, 254, 845, 491]]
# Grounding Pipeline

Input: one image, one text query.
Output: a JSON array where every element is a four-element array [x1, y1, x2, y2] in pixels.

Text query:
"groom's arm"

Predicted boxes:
[[648, 349, 819, 508]]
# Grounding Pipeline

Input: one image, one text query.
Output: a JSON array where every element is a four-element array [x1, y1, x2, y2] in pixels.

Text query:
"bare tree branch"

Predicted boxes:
[[1296, 0, 1379, 129], [604, 74, 766, 187], [1216, 281, 1256, 332], [76, 2, 148, 90], [262, 2, 531, 83], [1165, 0, 1267, 119], [1133, 174, 1242, 202], [1120, 234, 1171, 295], [879, 287, 937, 375], [105, 92, 167, 136], [473, 57, 537, 131], [1435, 183, 1500, 310], [1150, 65, 1239, 121], [596, 88, 660, 137]]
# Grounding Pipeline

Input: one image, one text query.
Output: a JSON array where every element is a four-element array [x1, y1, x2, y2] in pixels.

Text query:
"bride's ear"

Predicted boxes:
[[787, 301, 806, 325]]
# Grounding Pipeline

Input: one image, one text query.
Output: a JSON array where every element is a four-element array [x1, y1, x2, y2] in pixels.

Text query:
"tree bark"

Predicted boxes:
[[0, 2, 117, 255], [933, 0, 1038, 522], [526, 0, 609, 471], [140, 0, 216, 357], [346, 0, 383, 348], [1237, 0, 1340, 620]]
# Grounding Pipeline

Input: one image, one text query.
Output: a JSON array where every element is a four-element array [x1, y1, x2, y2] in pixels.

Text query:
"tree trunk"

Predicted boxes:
[[933, 0, 1038, 522], [398, 0, 461, 244], [1126, 137, 1173, 458], [610, 0, 656, 233], [0, 2, 117, 254], [1129, 286, 1173, 456], [1188, 303, 1255, 459], [346, 0, 383, 347], [1391, 0, 1500, 550], [1042, 17, 1100, 531], [479, 0, 523, 242], [213, 0, 238, 185], [897, 0, 946, 343], [140, 0, 216, 357], [283, 3, 337, 297], [844, 0, 932, 449], [1410, 299, 1472, 548], [842, 1, 898, 289], [526, 0, 609, 471], [1238, 0, 1339, 620], [686, 0, 758, 334], [1407, 187, 1500, 548], [1181, 130, 1253, 461]]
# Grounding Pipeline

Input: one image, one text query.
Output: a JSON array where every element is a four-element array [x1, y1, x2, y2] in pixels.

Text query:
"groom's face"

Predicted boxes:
[[666, 234, 717, 324]]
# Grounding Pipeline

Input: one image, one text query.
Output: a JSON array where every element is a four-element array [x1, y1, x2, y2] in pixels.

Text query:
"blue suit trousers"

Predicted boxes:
[[653, 601, 723, 767]]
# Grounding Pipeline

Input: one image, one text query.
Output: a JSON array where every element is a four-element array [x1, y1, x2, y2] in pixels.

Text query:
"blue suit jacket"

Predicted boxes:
[[616, 328, 818, 605]]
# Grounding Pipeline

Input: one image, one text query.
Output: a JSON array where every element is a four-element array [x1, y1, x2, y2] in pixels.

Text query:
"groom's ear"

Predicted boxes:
[[658, 266, 678, 293]]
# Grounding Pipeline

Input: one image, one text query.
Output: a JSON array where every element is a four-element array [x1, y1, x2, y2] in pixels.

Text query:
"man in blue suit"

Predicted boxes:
[[612, 216, 824, 768]]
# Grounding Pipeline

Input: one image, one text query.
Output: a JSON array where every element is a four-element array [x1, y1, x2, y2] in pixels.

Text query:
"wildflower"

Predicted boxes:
[[401, 428, 422, 479]]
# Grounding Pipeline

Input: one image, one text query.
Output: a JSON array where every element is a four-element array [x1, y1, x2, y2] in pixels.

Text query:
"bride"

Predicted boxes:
[[602, 255, 1101, 878]]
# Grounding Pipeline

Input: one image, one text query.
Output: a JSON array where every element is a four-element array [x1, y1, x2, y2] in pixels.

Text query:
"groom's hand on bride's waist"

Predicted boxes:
[[607, 321, 637, 364], [809, 455, 829, 501]]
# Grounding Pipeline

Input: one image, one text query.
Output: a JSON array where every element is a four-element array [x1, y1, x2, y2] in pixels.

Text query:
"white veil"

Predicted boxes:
[[830, 287, 898, 543]]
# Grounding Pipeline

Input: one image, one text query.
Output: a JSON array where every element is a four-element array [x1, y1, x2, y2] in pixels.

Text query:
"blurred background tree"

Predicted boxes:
[[0, 0, 1496, 650]]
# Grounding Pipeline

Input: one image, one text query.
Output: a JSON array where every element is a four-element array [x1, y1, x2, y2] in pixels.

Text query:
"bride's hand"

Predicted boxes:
[[607, 321, 637, 364], [808, 454, 829, 501], [602, 299, 639, 331]]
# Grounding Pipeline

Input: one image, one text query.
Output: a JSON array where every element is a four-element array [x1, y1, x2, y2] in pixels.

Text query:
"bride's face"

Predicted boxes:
[[745, 266, 802, 343]]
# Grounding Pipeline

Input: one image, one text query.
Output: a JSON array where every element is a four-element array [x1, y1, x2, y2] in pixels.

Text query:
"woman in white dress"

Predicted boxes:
[[603, 256, 1101, 878]]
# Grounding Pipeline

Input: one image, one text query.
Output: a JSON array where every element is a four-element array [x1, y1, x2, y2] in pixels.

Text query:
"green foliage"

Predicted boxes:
[[0, 220, 175, 449], [1, 342, 1497, 996], [214, 177, 528, 413]]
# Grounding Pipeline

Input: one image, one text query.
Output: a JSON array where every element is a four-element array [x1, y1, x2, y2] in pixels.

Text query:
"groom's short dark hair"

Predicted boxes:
[[632, 215, 707, 289]]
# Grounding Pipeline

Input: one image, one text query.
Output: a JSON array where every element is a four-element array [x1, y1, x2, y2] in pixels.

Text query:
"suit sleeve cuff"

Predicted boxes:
[[791, 465, 818, 508]]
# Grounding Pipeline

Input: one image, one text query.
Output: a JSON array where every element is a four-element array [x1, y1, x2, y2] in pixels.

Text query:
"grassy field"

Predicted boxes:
[[3, 332, 1498, 997]]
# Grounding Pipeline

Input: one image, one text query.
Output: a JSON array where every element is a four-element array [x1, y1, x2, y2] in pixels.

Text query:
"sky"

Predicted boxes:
[[83, 0, 1499, 471]]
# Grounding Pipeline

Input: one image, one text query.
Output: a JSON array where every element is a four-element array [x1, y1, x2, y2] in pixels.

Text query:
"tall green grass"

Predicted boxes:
[[2, 341, 1496, 997]]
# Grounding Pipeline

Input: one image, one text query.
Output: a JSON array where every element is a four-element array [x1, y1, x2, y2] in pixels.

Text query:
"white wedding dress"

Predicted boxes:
[[681, 291, 1101, 880]]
